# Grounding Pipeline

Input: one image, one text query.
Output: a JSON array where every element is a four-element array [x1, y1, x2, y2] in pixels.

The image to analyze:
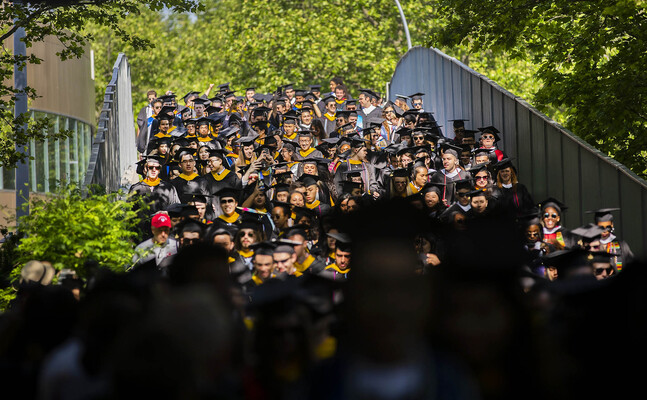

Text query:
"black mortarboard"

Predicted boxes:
[[196, 117, 211, 126], [350, 137, 367, 149], [341, 180, 363, 193], [440, 142, 462, 157], [571, 223, 606, 241], [409, 92, 425, 100], [478, 126, 502, 142], [207, 148, 229, 160], [156, 110, 175, 122], [449, 119, 469, 128], [157, 94, 176, 103], [454, 178, 474, 192], [175, 147, 195, 160], [420, 181, 445, 195], [182, 91, 201, 103], [395, 94, 410, 100], [586, 208, 620, 223], [309, 84, 322, 91], [236, 133, 259, 146], [298, 173, 321, 187], [183, 118, 197, 127], [538, 197, 568, 213], [391, 168, 410, 178], [213, 187, 241, 200], [492, 157, 516, 171], [358, 88, 378, 100], [322, 95, 336, 104], [249, 241, 276, 256], [192, 97, 211, 107]]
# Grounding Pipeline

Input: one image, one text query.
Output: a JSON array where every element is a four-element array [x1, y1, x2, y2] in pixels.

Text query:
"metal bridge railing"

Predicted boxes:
[[389, 46, 647, 258], [83, 53, 136, 193]]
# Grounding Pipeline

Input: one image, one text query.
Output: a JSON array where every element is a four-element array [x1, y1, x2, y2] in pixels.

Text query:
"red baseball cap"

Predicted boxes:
[[151, 213, 172, 228]]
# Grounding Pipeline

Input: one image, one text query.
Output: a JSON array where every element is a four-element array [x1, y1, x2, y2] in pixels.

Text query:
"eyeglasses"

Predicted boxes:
[[543, 213, 558, 219], [482, 135, 495, 140], [594, 267, 613, 276], [147, 165, 161, 170]]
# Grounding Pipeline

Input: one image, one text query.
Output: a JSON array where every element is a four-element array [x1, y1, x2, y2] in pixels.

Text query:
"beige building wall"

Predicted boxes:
[[1, 35, 95, 225]]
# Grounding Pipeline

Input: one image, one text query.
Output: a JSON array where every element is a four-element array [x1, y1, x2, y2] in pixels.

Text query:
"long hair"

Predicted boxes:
[[496, 168, 518, 189]]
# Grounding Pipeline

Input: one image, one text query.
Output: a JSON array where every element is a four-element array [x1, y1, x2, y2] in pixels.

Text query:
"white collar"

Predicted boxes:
[[362, 105, 376, 114], [543, 226, 561, 234], [458, 203, 471, 212], [502, 183, 513, 188], [600, 234, 616, 244], [443, 168, 459, 178]]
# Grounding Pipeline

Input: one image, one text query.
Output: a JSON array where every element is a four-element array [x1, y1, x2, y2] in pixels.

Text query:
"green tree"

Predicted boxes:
[[0, 0, 202, 169], [90, 0, 442, 115], [0, 184, 144, 309], [15, 185, 142, 275], [428, 0, 647, 178]]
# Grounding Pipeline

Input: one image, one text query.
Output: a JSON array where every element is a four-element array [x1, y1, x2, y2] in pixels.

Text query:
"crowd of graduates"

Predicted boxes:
[[0, 78, 645, 400]]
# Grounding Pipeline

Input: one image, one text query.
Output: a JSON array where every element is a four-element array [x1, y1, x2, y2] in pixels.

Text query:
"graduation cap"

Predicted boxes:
[[439, 142, 462, 157], [538, 197, 568, 213], [409, 92, 425, 100], [395, 94, 410, 100], [236, 133, 259, 146], [166, 203, 189, 218], [297, 173, 321, 187], [478, 126, 502, 142], [196, 117, 211, 126], [192, 97, 211, 107], [149, 136, 172, 148], [157, 94, 177, 103], [358, 88, 378, 100], [449, 118, 469, 128], [175, 147, 196, 161], [387, 168, 409, 181], [322, 95, 336, 104], [176, 218, 208, 235], [571, 223, 606, 242], [179, 106, 193, 116], [585, 208, 620, 223], [335, 110, 356, 119], [341, 180, 363, 194], [252, 93, 266, 102], [396, 145, 414, 157], [492, 157, 516, 172], [143, 154, 165, 166], [463, 129, 478, 139], [541, 248, 594, 278], [454, 178, 474, 192], [252, 106, 272, 116], [213, 187, 241, 200], [309, 84, 322, 91], [217, 82, 231, 92], [183, 118, 198, 127], [466, 189, 488, 198], [249, 241, 276, 256], [207, 148, 229, 161], [182, 91, 201, 103], [467, 163, 489, 176], [205, 105, 223, 115], [156, 110, 176, 122], [179, 205, 200, 218], [420, 181, 446, 195], [219, 125, 240, 139]]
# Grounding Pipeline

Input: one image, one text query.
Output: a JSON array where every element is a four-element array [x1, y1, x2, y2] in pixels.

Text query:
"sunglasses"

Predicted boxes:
[[274, 257, 291, 264], [242, 231, 255, 237], [594, 267, 613, 276], [476, 176, 488, 181], [482, 135, 495, 139], [147, 165, 161, 170], [543, 213, 558, 219], [221, 199, 236, 204]]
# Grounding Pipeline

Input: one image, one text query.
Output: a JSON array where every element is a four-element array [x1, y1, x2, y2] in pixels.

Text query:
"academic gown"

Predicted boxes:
[[430, 169, 472, 205], [170, 173, 207, 203], [495, 183, 534, 217], [128, 179, 181, 215], [202, 167, 242, 197], [599, 234, 634, 271], [334, 159, 381, 197]]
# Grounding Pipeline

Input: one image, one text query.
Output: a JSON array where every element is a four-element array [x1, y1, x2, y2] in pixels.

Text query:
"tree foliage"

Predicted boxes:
[[428, 0, 647, 178], [89, 0, 439, 113], [0, 0, 201, 169], [14, 184, 141, 277]]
